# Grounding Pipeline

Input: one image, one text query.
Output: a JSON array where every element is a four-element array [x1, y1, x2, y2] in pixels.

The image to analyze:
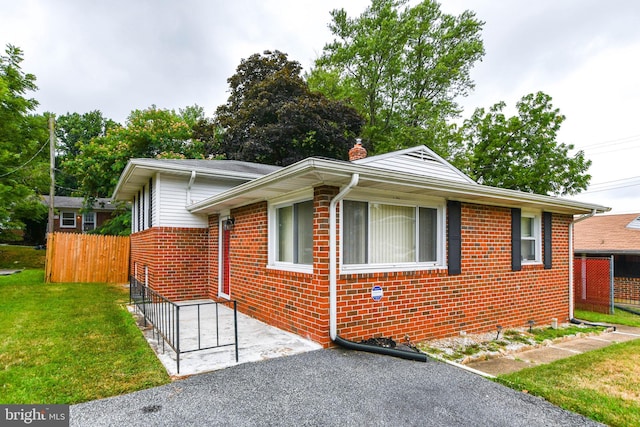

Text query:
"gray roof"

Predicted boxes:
[[113, 158, 283, 200], [41, 195, 119, 211], [129, 159, 282, 176]]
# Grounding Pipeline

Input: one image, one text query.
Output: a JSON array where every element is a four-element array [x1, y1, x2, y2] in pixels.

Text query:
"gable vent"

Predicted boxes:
[[405, 148, 440, 163], [627, 215, 640, 230]]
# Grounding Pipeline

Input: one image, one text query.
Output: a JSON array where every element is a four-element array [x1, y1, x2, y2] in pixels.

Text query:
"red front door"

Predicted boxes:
[[221, 227, 231, 297]]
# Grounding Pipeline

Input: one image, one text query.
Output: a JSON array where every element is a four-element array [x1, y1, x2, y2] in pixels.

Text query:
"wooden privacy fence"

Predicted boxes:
[[45, 232, 130, 283]]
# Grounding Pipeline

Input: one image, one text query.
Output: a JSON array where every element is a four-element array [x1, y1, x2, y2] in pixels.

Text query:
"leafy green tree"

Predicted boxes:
[[309, 0, 484, 156], [216, 50, 364, 166], [460, 92, 591, 196], [88, 209, 131, 237], [64, 106, 205, 200], [55, 110, 118, 196], [0, 44, 48, 241]]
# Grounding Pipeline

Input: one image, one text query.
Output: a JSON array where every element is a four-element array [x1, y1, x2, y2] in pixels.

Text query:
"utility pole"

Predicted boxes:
[[48, 116, 55, 237]]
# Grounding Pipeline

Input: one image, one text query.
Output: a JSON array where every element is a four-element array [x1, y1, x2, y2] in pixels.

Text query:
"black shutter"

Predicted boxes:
[[543, 212, 552, 269], [511, 208, 521, 271], [447, 201, 462, 275]]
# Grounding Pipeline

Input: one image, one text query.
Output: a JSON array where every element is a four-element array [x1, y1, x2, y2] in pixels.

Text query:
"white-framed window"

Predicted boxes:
[[269, 193, 314, 273], [521, 211, 541, 263], [61, 211, 76, 228], [83, 212, 96, 231], [277, 200, 313, 264], [341, 199, 445, 272]]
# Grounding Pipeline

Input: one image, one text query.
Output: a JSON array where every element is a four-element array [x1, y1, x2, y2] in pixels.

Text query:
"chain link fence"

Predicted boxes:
[[573, 256, 613, 314]]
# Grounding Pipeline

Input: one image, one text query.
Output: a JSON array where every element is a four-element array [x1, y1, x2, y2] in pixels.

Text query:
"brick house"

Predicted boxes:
[[113, 144, 608, 347], [42, 195, 118, 233], [574, 213, 640, 305]]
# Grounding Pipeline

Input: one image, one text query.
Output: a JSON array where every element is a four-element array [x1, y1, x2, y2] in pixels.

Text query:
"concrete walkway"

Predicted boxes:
[[465, 324, 640, 376], [131, 301, 321, 377]]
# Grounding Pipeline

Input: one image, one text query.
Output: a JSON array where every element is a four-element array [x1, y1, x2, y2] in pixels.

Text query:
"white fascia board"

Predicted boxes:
[[112, 159, 264, 201], [188, 157, 610, 216]]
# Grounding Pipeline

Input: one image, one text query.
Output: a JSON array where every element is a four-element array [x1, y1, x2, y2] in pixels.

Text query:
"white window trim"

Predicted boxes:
[[267, 190, 314, 274], [521, 210, 542, 264], [218, 210, 232, 299], [83, 212, 96, 230], [60, 211, 77, 228], [340, 198, 446, 274]]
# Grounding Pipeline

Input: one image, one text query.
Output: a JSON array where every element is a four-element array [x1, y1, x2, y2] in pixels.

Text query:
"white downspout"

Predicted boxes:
[[569, 209, 597, 318], [187, 171, 196, 205], [329, 173, 359, 341]]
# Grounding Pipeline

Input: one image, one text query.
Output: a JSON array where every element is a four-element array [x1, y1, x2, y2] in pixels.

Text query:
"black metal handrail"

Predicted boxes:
[[130, 277, 238, 373]]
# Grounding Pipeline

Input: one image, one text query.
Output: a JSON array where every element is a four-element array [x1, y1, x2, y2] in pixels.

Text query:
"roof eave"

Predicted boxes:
[[112, 159, 269, 201], [187, 158, 610, 216]]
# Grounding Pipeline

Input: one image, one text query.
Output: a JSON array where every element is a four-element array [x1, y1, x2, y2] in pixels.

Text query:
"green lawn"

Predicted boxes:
[[575, 308, 640, 328], [0, 270, 170, 404], [499, 309, 640, 427], [0, 245, 46, 269]]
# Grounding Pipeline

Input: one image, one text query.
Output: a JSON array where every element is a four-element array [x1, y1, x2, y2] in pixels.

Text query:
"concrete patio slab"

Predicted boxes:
[[129, 301, 322, 378]]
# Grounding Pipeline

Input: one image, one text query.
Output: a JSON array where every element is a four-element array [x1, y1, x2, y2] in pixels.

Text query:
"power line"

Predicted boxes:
[[0, 138, 49, 178], [583, 181, 640, 194], [589, 176, 640, 188], [580, 133, 640, 149]]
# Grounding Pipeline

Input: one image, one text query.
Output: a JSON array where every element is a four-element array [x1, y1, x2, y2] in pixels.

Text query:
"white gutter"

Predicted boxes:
[[568, 209, 597, 318], [329, 173, 359, 341], [187, 170, 196, 205]]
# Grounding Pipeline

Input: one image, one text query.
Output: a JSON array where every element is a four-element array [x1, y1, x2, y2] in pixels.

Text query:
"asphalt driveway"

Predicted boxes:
[[71, 348, 600, 427]]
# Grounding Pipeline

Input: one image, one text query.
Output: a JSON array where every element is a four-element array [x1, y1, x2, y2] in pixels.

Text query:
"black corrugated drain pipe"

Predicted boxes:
[[333, 335, 428, 362]]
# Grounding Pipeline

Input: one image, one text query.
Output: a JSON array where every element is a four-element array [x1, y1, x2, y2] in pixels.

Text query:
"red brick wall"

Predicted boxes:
[[615, 277, 640, 304], [130, 227, 209, 301], [336, 204, 571, 345], [208, 187, 335, 344], [206, 186, 573, 348]]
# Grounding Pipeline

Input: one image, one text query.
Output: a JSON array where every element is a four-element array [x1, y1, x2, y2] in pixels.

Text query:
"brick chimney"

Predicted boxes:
[[348, 139, 367, 161]]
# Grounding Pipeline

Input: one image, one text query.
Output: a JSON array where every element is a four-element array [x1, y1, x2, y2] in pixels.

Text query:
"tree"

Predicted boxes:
[[216, 50, 364, 166], [55, 110, 118, 196], [309, 0, 484, 156], [64, 106, 206, 201], [0, 44, 48, 241], [61, 105, 207, 236], [459, 92, 591, 196]]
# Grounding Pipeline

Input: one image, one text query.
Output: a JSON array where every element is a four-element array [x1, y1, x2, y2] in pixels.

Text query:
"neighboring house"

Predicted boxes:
[[113, 143, 609, 347], [574, 213, 640, 304], [42, 196, 119, 233]]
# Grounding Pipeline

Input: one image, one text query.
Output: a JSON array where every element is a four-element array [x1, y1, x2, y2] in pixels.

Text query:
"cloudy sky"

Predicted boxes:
[[2, 0, 639, 214]]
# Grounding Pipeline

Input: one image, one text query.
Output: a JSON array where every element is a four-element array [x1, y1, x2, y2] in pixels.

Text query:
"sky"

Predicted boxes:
[[2, 0, 639, 214]]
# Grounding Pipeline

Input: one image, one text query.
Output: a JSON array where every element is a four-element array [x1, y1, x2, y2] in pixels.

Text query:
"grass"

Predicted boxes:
[[498, 339, 640, 426], [0, 244, 46, 269], [0, 270, 170, 404], [575, 308, 640, 328], [529, 325, 605, 342]]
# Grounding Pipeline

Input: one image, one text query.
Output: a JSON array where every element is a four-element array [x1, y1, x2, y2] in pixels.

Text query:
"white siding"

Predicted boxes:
[[155, 174, 244, 228], [360, 148, 475, 184], [189, 177, 242, 205]]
